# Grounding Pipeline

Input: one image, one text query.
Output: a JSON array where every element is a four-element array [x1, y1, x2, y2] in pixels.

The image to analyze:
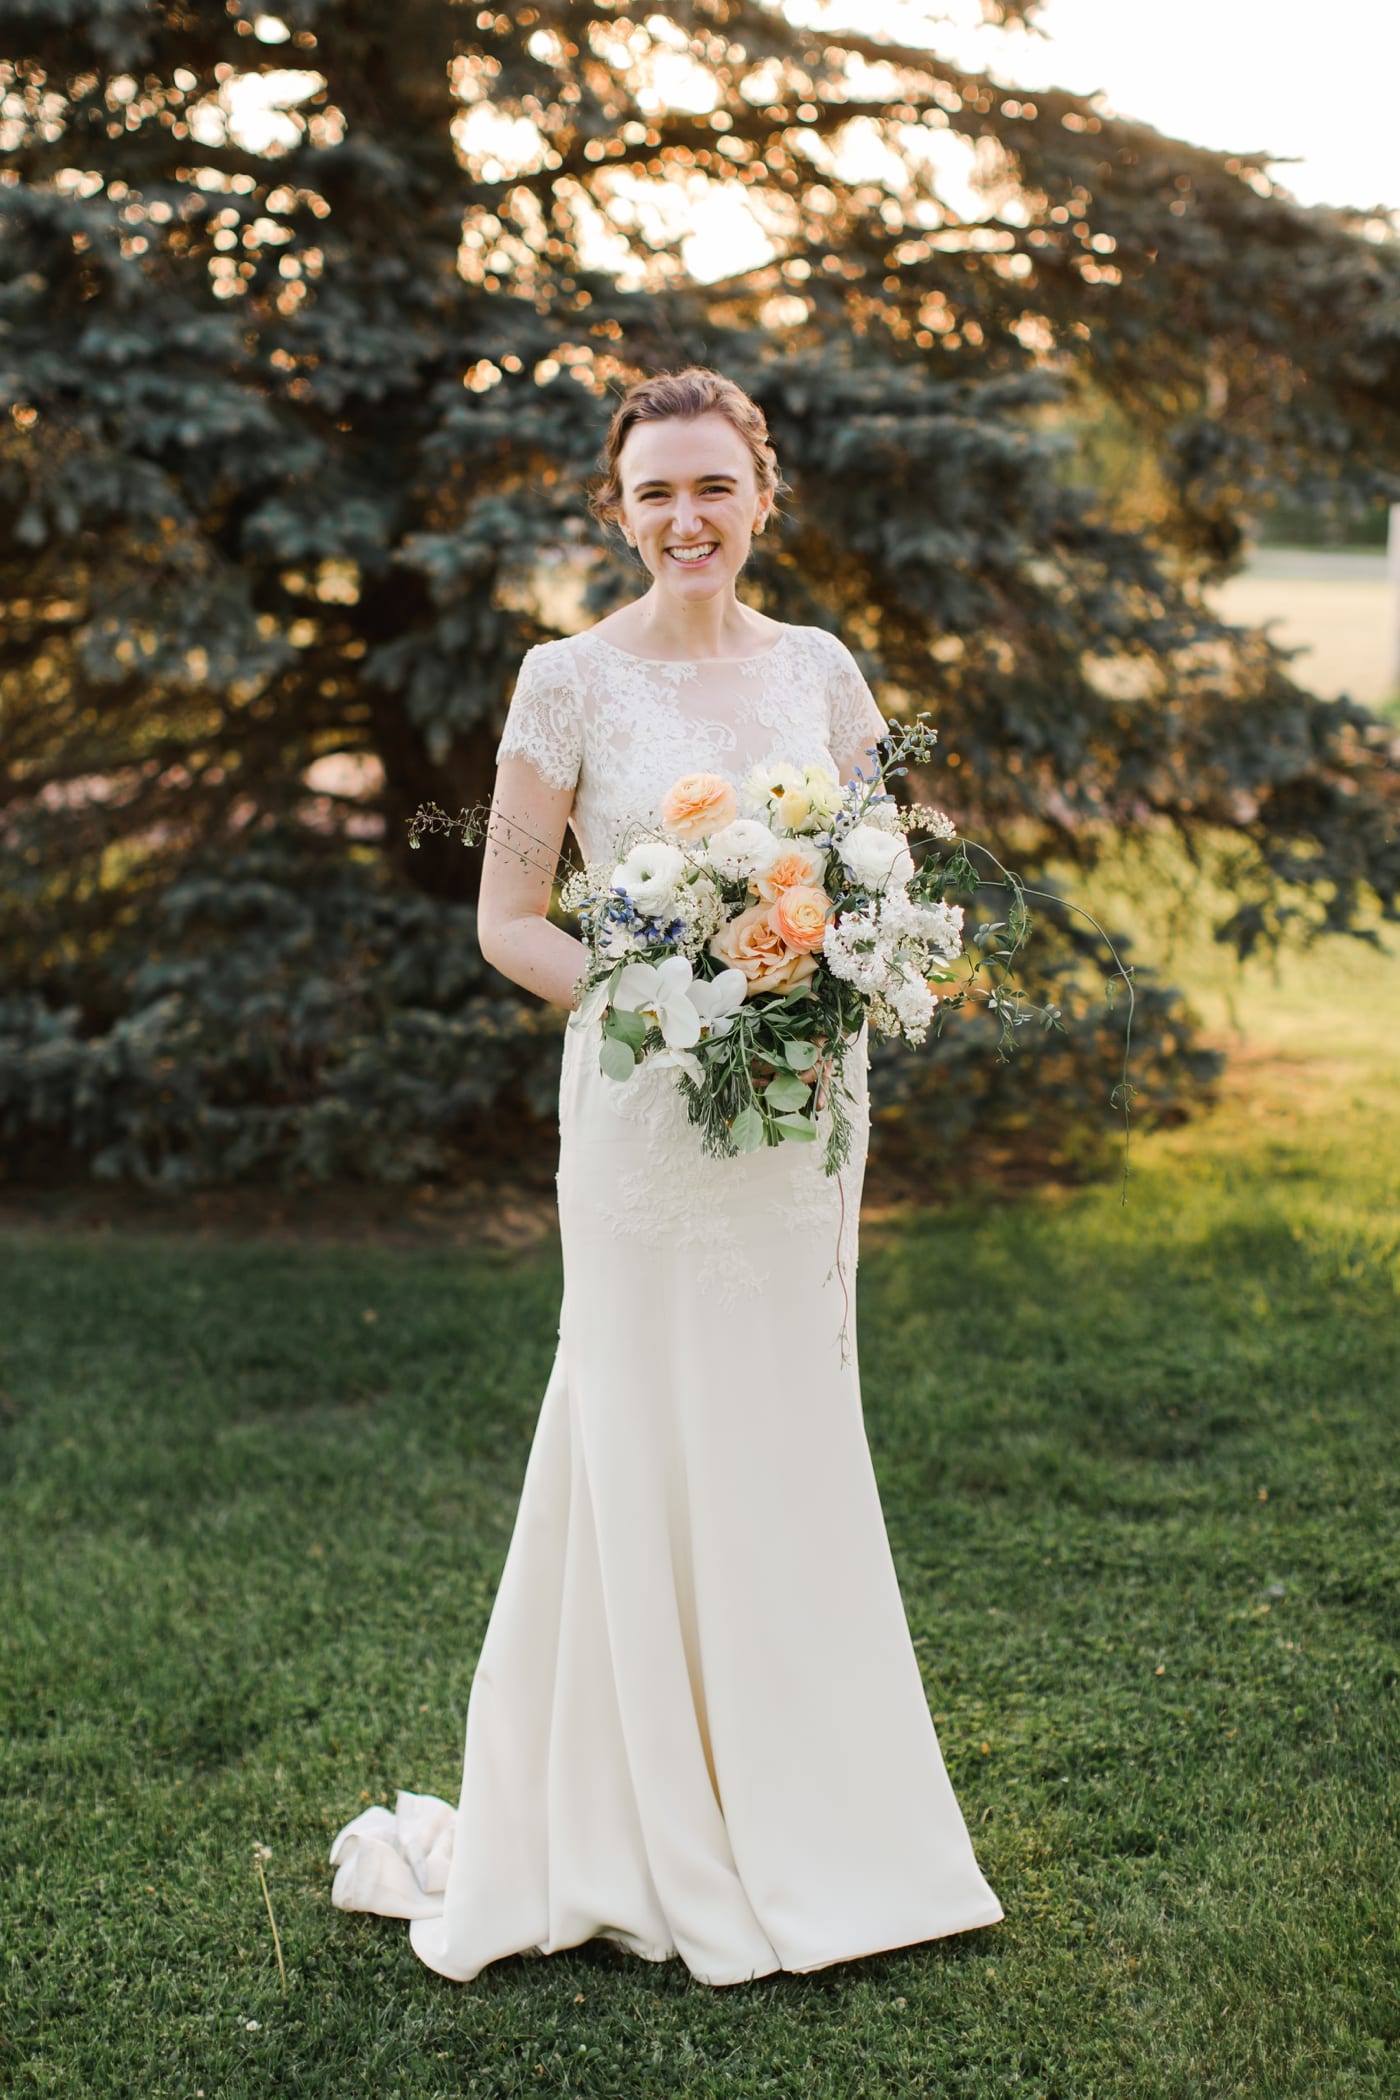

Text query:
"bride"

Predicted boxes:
[[328, 366, 1004, 1986]]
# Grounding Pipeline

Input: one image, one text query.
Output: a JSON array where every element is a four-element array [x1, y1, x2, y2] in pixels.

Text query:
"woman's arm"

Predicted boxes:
[[476, 755, 587, 1013]]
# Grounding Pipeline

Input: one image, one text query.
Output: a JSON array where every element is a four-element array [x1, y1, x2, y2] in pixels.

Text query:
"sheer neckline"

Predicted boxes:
[[583, 624, 792, 666]]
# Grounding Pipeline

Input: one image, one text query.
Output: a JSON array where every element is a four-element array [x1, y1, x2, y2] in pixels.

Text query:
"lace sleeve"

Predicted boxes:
[[825, 636, 892, 778], [494, 644, 584, 793]]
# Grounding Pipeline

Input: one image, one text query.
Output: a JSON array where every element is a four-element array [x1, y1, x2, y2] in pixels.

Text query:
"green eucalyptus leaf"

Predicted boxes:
[[765, 1072, 811, 1112], [730, 1104, 766, 1152], [604, 1006, 648, 1051], [775, 1113, 818, 1141], [784, 1040, 820, 1068], [598, 1036, 637, 1082]]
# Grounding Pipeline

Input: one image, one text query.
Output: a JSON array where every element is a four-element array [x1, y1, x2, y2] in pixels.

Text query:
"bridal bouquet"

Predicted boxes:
[[558, 720, 973, 1174], [410, 709, 1140, 1190]]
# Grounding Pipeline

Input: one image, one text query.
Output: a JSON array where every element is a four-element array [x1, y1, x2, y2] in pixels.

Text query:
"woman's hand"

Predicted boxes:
[[797, 1033, 834, 1112], [476, 758, 586, 1012], [750, 1032, 834, 1112]]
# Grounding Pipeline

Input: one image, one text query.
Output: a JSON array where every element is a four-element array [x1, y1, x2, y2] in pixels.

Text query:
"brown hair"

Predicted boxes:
[[585, 366, 791, 540]]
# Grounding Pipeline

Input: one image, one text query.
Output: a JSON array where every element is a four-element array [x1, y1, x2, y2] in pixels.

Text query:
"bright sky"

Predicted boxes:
[[848, 0, 1400, 215], [224, 1, 1400, 286], [681, 0, 1400, 281]]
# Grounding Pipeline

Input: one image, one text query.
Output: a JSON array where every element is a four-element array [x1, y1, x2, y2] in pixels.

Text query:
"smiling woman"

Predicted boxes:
[[327, 365, 1006, 1988], [580, 367, 793, 662]]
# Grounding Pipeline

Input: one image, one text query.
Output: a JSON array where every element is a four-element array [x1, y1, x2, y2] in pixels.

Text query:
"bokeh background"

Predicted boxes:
[[2, 0, 1397, 1208]]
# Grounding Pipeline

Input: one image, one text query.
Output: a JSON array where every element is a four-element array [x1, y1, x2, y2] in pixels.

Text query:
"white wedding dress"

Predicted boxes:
[[328, 622, 1004, 1985]]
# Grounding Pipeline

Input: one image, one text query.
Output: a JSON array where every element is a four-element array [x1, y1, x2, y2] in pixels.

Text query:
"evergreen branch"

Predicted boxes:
[[958, 839, 1139, 1206]]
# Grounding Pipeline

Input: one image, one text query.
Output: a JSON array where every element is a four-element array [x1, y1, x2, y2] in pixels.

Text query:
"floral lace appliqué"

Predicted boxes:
[[494, 645, 584, 792], [496, 625, 887, 868]]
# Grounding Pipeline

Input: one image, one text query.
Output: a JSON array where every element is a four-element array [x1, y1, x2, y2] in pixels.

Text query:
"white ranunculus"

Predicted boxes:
[[702, 819, 781, 884], [611, 954, 703, 1048], [837, 822, 915, 893], [613, 840, 687, 917]]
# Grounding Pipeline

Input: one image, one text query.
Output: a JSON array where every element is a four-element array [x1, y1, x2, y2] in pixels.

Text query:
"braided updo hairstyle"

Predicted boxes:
[[585, 366, 792, 543]]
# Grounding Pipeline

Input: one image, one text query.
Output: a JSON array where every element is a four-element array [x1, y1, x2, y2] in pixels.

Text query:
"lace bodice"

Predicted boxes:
[[494, 623, 891, 865]]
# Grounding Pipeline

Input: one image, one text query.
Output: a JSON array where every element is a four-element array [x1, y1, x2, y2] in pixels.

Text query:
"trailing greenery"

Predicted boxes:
[[2, 0, 1398, 1189], [2, 933, 1397, 2097]]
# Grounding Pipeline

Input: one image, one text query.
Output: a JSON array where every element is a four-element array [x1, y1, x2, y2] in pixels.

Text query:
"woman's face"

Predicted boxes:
[[615, 411, 771, 595]]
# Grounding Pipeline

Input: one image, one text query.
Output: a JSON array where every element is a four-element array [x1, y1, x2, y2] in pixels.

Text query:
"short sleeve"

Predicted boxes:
[[825, 635, 892, 777], [494, 643, 584, 793]]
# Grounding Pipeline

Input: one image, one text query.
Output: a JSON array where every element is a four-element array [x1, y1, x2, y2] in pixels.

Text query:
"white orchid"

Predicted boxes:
[[646, 967, 748, 1079], [609, 956, 749, 1062], [611, 955, 704, 1048], [687, 967, 748, 1036]]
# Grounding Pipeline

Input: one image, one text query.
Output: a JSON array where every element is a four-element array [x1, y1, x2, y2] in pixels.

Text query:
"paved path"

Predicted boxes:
[[1206, 546, 1395, 706]]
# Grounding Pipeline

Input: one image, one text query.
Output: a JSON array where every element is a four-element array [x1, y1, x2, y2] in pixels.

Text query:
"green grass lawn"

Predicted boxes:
[[2, 931, 1397, 2099]]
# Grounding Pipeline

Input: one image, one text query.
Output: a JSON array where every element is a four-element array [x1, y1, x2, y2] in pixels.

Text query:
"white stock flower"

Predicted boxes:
[[837, 823, 915, 893], [878, 891, 964, 960], [821, 902, 894, 994], [889, 969, 936, 1035], [906, 803, 957, 842], [669, 869, 729, 958], [613, 840, 687, 917], [702, 819, 781, 885]]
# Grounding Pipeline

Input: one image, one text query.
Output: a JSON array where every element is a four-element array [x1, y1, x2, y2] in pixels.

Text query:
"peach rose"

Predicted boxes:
[[752, 838, 827, 902], [709, 901, 820, 995], [661, 772, 738, 842], [771, 883, 831, 953]]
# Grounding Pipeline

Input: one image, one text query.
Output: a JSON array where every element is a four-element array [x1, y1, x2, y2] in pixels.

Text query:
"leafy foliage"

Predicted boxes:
[[2, 0, 1398, 1186], [0, 831, 562, 1187]]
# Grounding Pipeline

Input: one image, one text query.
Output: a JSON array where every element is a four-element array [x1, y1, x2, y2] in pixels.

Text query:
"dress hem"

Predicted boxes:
[[401, 1900, 1006, 1990]]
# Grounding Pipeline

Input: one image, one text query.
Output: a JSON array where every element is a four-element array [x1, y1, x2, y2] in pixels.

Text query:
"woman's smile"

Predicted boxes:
[[665, 542, 719, 567]]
